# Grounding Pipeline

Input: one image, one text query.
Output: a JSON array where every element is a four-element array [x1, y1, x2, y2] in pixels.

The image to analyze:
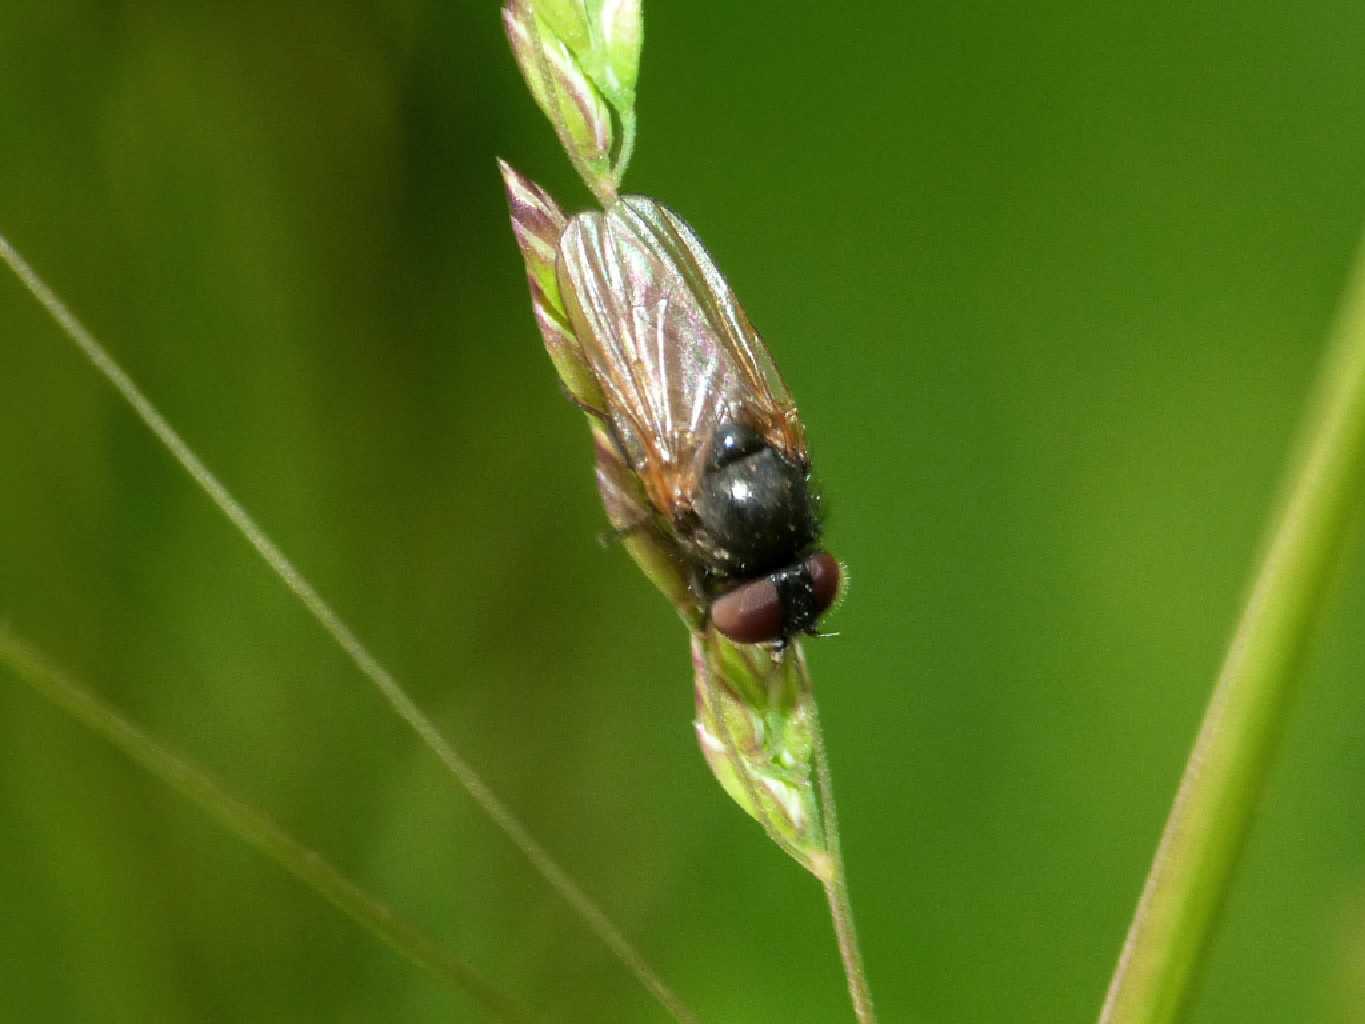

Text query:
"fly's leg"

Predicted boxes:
[[576, 387, 637, 474], [692, 566, 721, 634], [578, 389, 652, 545], [596, 517, 653, 548], [559, 381, 610, 421]]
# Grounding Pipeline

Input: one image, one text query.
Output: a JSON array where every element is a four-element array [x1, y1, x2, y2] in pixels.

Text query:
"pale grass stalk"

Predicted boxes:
[[505, 6, 877, 1018], [809, 670, 877, 1024]]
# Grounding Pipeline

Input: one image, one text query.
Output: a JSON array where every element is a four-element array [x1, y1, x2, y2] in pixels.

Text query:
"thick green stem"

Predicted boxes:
[[1098, 239, 1365, 1024], [0, 630, 530, 1024]]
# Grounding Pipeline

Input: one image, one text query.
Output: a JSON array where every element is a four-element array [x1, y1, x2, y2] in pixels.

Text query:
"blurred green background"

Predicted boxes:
[[3, 2, 1365, 1021]]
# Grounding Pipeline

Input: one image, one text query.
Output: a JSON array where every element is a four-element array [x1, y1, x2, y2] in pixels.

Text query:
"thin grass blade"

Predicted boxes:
[[0, 629, 530, 1023]]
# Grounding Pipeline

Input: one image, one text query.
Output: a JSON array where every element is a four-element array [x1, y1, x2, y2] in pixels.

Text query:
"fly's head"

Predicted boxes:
[[691, 422, 840, 646]]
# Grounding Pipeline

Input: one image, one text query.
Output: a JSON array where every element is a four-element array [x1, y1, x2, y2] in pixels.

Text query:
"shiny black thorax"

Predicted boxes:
[[690, 423, 821, 583]]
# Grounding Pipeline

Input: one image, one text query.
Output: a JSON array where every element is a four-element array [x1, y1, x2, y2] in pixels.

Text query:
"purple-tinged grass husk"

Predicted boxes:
[[499, 159, 831, 878]]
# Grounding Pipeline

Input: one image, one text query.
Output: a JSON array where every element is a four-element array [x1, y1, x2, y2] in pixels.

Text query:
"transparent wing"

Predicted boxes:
[[556, 196, 806, 517]]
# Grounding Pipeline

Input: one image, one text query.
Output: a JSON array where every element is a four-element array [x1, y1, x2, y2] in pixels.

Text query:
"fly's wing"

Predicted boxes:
[[556, 196, 807, 519]]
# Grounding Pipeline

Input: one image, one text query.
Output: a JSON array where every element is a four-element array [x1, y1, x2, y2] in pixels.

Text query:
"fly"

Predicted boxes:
[[555, 196, 841, 646]]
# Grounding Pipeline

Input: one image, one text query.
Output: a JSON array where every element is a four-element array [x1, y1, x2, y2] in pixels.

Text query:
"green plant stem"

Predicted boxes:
[[1098, 239, 1365, 1024], [0, 230, 698, 1024], [809, 681, 878, 1024], [0, 629, 530, 1024]]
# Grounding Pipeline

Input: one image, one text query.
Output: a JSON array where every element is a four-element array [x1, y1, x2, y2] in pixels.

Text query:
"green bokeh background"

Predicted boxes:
[[3, 3, 1365, 1021]]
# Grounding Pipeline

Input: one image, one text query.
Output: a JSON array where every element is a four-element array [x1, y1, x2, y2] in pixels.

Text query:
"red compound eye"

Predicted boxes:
[[710, 552, 841, 645], [804, 551, 841, 614], [710, 577, 783, 644]]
